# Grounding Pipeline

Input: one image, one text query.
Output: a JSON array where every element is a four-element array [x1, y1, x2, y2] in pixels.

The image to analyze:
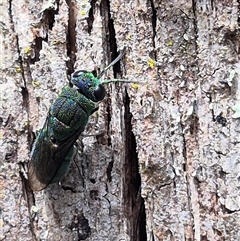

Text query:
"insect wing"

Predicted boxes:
[[28, 114, 81, 191]]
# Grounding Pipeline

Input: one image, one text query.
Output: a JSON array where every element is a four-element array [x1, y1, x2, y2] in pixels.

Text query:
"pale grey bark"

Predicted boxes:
[[1, 0, 240, 241]]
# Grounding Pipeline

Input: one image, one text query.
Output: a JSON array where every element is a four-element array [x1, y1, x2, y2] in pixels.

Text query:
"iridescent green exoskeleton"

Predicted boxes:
[[28, 49, 125, 191]]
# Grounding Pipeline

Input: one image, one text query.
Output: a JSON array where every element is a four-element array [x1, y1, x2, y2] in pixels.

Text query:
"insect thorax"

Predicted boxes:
[[49, 86, 96, 141]]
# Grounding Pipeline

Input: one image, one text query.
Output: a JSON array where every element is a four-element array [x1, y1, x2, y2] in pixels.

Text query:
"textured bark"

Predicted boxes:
[[1, 0, 240, 241]]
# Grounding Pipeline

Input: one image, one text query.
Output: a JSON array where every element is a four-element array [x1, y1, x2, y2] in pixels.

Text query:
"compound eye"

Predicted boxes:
[[94, 84, 106, 101]]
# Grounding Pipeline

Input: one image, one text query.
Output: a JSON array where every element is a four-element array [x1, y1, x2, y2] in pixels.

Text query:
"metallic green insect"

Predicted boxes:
[[28, 49, 125, 191]]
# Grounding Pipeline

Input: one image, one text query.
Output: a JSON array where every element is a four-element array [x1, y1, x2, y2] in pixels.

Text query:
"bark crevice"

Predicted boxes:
[[238, 0, 240, 26], [100, 0, 121, 76], [100, 0, 122, 147], [66, 0, 77, 74], [149, 0, 157, 59], [123, 90, 147, 241], [86, 0, 96, 34]]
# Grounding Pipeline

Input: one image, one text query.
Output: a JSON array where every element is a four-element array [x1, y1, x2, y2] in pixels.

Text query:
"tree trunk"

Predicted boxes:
[[1, 0, 240, 240]]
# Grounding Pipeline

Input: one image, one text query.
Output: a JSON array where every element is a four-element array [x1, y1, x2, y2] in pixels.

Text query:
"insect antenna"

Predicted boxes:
[[99, 47, 144, 85], [98, 47, 126, 79]]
